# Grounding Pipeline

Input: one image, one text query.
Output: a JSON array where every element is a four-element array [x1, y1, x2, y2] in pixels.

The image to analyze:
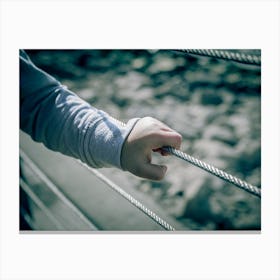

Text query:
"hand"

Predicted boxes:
[[121, 117, 182, 180]]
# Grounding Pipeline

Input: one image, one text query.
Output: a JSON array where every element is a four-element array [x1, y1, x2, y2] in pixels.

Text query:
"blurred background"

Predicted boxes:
[[23, 49, 261, 230]]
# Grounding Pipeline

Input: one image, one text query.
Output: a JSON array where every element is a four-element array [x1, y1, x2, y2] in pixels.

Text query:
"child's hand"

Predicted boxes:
[[121, 117, 182, 180]]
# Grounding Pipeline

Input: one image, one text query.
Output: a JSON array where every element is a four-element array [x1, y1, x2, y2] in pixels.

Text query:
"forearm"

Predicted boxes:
[[20, 50, 182, 180], [20, 51, 139, 168]]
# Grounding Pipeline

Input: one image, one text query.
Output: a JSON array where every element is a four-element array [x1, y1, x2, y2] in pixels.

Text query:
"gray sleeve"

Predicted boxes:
[[20, 50, 139, 169]]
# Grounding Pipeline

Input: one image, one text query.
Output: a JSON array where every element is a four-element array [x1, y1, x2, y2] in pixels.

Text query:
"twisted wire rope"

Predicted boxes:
[[162, 146, 261, 198], [77, 160, 176, 231], [110, 117, 261, 198], [175, 49, 261, 66]]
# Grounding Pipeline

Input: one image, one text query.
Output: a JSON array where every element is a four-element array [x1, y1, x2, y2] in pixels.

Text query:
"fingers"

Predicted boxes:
[[151, 131, 182, 150], [121, 116, 182, 181], [152, 148, 170, 156], [140, 163, 167, 181], [135, 117, 182, 150]]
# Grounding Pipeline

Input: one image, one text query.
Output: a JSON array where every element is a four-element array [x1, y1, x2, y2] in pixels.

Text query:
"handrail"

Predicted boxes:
[[20, 149, 98, 231]]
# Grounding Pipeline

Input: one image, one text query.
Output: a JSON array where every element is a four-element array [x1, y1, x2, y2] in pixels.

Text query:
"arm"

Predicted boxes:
[[20, 50, 182, 180], [20, 50, 139, 168]]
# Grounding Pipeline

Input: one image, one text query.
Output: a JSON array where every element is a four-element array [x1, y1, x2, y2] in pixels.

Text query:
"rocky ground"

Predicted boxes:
[[26, 49, 261, 230]]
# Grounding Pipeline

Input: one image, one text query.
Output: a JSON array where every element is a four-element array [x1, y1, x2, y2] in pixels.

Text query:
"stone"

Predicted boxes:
[[148, 55, 178, 73]]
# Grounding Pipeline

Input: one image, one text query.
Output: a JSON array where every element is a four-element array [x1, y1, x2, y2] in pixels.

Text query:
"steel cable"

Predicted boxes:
[[162, 146, 261, 198], [175, 49, 261, 66], [111, 117, 261, 198], [77, 161, 176, 231]]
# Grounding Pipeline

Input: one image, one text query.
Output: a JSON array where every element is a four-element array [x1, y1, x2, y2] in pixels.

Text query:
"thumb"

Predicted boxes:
[[141, 163, 167, 181]]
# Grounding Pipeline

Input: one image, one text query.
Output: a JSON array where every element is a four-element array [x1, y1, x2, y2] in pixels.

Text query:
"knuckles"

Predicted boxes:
[[152, 172, 165, 181], [174, 133, 183, 147]]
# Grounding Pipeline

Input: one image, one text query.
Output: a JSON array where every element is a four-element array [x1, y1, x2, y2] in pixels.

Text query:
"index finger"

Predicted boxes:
[[150, 131, 182, 150]]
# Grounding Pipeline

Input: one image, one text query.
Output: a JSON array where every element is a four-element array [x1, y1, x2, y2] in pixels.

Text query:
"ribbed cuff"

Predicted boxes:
[[118, 118, 140, 170], [84, 112, 140, 169]]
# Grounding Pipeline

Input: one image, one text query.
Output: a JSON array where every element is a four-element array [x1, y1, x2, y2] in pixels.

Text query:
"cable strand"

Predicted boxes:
[[162, 146, 261, 198], [175, 49, 261, 66], [77, 161, 176, 231]]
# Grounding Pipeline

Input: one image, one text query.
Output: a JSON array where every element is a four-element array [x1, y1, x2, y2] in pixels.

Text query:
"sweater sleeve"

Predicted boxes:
[[20, 50, 139, 169]]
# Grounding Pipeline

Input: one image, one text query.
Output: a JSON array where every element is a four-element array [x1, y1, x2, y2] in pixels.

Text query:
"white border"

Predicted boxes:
[[1, 1, 279, 279]]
